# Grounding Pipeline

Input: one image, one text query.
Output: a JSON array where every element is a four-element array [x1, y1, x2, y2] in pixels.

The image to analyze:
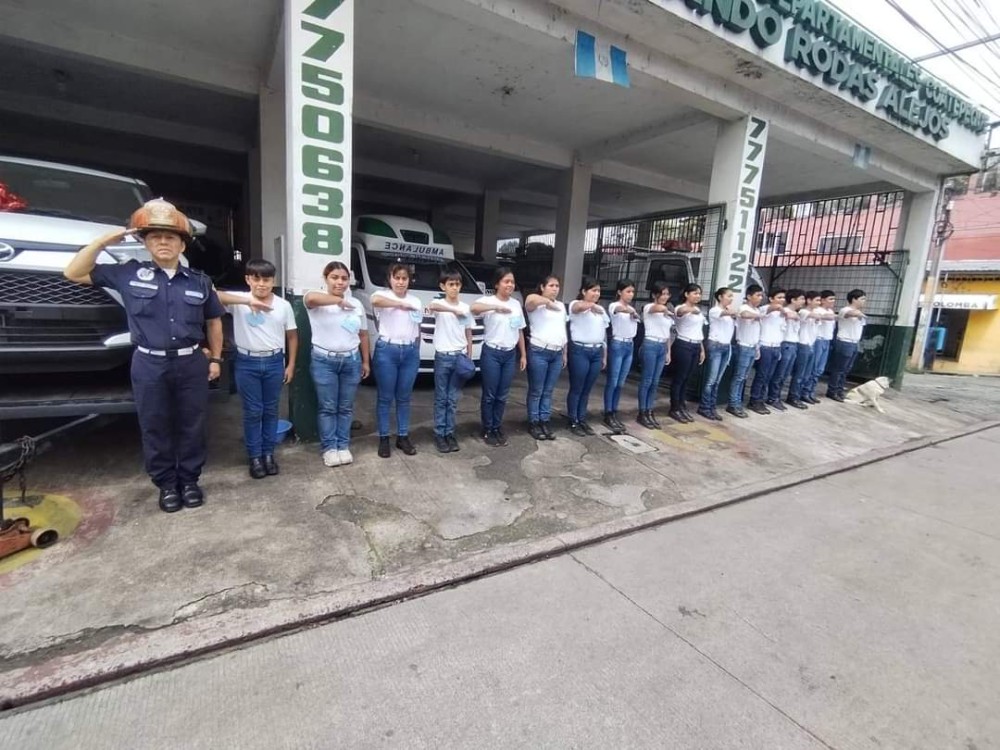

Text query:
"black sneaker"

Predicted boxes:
[[396, 435, 417, 455], [446, 434, 460, 452], [648, 411, 662, 429], [434, 435, 451, 453], [263, 454, 279, 476], [610, 413, 627, 432], [378, 436, 391, 458], [528, 422, 545, 440], [668, 409, 686, 423], [569, 421, 588, 437], [828, 393, 845, 402], [748, 400, 771, 415], [484, 430, 500, 447], [786, 399, 808, 410], [494, 427, 510, 446], [580, 422, 596, 436], [602, 413, 620, 433], [806, 395, 822, 405], [768, 400, 788, 412], [696, 408, 714, 421], [709, 411, 724, 421], [540, 422, 556, 440], [726, 406, 749, 419]]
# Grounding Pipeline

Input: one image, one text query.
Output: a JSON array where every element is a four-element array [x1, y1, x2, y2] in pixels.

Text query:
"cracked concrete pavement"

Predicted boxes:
[[0, 371, 997, 706]]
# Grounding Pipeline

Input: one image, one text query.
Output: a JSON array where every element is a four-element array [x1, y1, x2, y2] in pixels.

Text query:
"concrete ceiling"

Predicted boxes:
[[0, 0, 944, 246]]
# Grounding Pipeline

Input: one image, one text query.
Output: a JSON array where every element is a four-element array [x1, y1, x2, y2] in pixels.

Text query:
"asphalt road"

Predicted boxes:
[[3, 427, 998, 750]]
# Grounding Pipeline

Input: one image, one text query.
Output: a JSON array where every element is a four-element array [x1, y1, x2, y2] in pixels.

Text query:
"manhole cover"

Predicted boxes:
[[609, 434, 658, 454]]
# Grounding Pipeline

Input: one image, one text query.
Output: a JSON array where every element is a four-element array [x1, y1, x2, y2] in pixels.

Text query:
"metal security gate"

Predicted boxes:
[[752, 191, 907, 379], [585, 205, 725, 302]]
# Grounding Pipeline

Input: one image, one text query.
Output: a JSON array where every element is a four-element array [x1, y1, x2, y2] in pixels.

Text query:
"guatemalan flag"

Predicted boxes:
[[575, 30, 630, 88]]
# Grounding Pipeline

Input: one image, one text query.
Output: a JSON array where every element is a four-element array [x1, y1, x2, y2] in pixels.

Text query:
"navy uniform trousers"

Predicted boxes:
[[131, 350, 210, 489]]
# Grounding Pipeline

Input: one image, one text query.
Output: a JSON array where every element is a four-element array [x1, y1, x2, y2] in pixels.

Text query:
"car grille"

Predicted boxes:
[[0, 271, 117, 307], [0, 315, 127, 346]]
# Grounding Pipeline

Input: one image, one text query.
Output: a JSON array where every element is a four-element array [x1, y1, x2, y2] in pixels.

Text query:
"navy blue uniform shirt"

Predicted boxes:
[[90, 260, 225, 350]]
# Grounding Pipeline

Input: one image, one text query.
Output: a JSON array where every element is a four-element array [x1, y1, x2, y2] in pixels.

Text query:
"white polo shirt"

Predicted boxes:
[[782, 308, 801, 343], [735, 304, 761, 347], [609, 301, 639, 341], [837, 306, 867, 342], [227, 294, 296, 353], [818, 310, 836, 340], [707, 306, 735, 345], [674, 308, 705, 342], [372, 290, 421, 342], [307, 292, 366, 352], [643, 304, 674, 341], [798, 309, 819, 346], [759, 307, 786, 346], [478, 295, 525, 349], [527, 300, 568, 348], [568, 301, 610, 345], [432, 300, 472, 352]]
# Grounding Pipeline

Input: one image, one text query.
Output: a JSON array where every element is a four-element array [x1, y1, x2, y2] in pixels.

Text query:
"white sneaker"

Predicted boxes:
[[323, 449, 341, 467], [337, 449, 354, 465]]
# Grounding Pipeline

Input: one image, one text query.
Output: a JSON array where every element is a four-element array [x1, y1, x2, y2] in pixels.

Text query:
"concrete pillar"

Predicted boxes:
[[553, 160, 592, 297], [892, 188, 941, 383], [258, 84, 287, 271], [708, 117, 769, 302], [475, 191, 500, 263]]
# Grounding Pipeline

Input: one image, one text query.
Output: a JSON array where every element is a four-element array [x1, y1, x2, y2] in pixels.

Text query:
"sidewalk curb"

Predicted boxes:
[[3, 419, 998, 712]]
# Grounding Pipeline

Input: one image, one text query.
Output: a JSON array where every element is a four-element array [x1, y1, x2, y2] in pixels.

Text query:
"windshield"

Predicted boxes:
[[365, 254, 481, 294], [0, 161, 149, 225]]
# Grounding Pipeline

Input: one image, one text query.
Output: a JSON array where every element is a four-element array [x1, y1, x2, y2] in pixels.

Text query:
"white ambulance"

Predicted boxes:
[[349, 215, 486, 372]]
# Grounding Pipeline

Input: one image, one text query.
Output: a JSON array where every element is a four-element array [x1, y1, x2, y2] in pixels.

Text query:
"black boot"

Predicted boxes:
[[602, 412, 622, 434], [611, 412, 627, 432], [158, 486, 182, 513], [648, 410, 662, 429], [378, 436, 391, 458], [396, 435, 417, 455], [540, 422, 556, 440], [636, 411, 654, 429], [249, 457, 266, 480], [528, 422, 545, 440], [263, 454, 279, 476]]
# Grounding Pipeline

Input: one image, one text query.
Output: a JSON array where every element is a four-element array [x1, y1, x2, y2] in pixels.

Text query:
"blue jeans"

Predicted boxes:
[[789, 343, 815, 402], [311, 351, 362, 451], [750, 345, 781, 403], [433, 352, 463, 437], [567, 343, 603, 423], [805, 338, 831, 398], [698, 341, 731, 412], [603, 339, 634, 413], [826, 339, 860, 398], [670, 339, 701, 409], [235, 352, 285, 459], [480, 344, 517, 431], [768, 341, 799, 402], [638, 341, 668, 412], [727, 344, 757, 409], [526, 345, 563, 422], [372, 341, 419, 437]]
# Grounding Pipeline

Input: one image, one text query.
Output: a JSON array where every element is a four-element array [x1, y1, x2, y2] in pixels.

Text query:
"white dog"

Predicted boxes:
[[845, 376, 892, 414]]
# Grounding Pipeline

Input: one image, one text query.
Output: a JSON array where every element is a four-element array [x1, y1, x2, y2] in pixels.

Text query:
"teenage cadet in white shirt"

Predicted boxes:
[[787, 291, 822, 409], [371, 263, 423, 457], [603, 279, 639, 434], [805, 290, 836, 403], [565, 277, 610, 436], [669, 283, 706, 424], [304, 261, 371, 468], [524, 275, 567, 441], [826, 288, 868, 402], [726, 284, 765, 419], [766, 288, 805, 411], [428, 267, 473, 453], [637, 280, 673, 429], [697, 287, 738, 421], [471, 267, 527, 447], [217, 259, 298, 479], [748, 287, 787, 415]]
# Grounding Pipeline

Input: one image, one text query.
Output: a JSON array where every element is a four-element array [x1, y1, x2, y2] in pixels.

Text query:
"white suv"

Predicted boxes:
[[0, 157, 161, 374]]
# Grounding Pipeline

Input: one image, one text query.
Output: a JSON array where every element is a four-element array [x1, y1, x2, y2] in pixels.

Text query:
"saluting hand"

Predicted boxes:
[[248, 297, 273, 313]]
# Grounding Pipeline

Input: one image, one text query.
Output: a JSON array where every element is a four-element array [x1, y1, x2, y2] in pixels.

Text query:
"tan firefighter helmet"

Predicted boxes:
[[128, 198, 192, 241]]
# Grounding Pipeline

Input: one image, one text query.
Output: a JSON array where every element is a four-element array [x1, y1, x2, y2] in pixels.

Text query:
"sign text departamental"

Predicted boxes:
[[681, 0, 989, 141]]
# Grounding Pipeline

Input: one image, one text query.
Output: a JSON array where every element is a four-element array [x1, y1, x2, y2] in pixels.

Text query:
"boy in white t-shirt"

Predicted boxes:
[[428, 268, 474, 453], [826, 288, 868, 402], [216, 260, 298, 479]]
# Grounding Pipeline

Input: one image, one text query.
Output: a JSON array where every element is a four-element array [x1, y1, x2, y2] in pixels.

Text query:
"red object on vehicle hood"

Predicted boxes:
[[0, 182, 28, 211]]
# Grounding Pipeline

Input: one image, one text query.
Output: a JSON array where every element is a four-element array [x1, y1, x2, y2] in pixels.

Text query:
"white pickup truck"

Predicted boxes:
[[348, 215, 486, 372]]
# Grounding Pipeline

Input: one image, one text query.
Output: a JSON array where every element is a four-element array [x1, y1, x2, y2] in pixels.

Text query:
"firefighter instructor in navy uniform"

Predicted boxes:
[[64, 199, 225, 513]]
